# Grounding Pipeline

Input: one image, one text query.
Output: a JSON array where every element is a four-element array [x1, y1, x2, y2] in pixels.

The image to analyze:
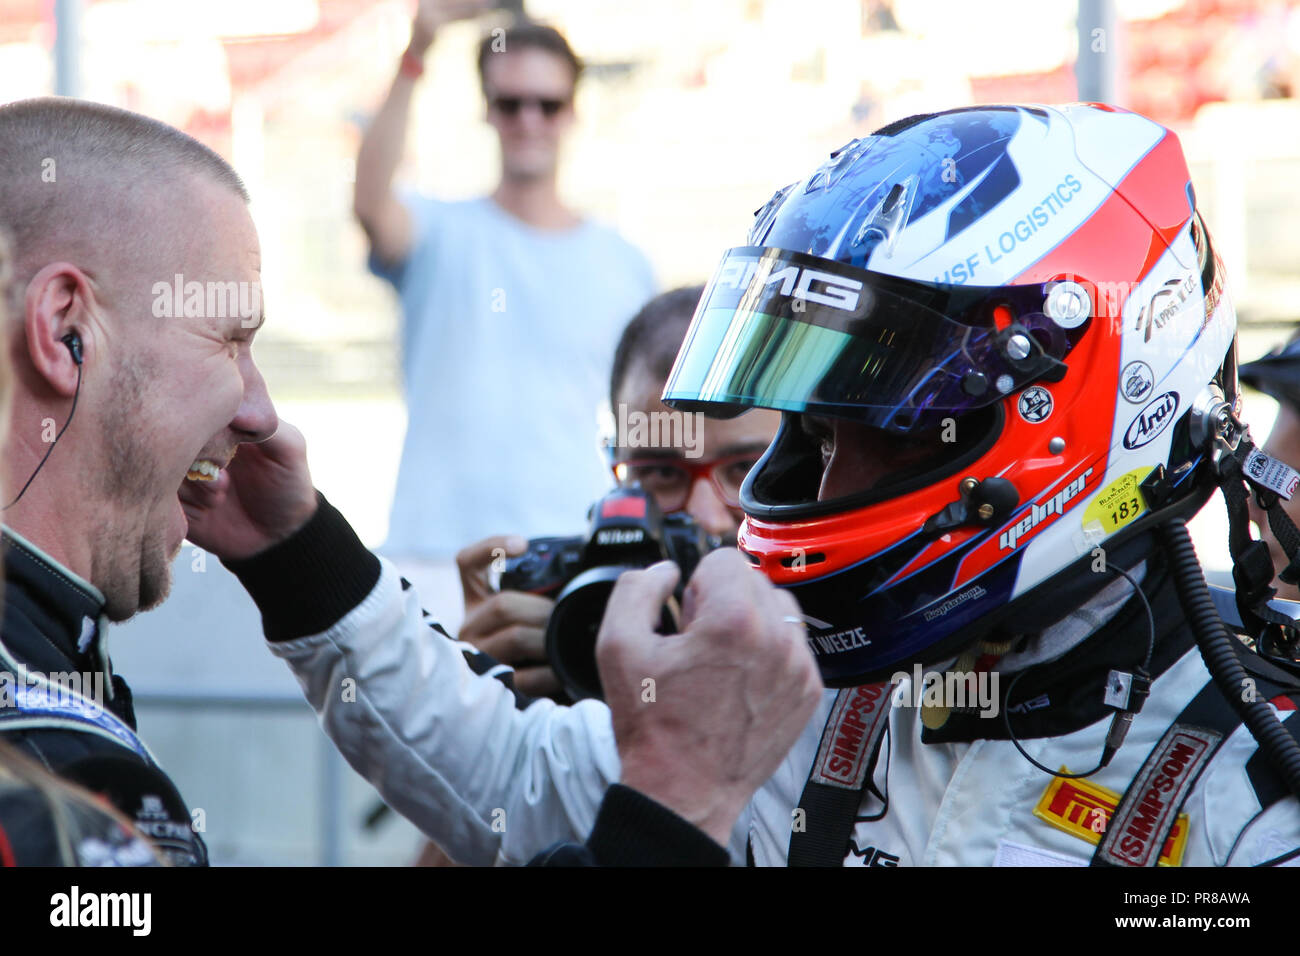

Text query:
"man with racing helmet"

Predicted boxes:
[[548, 102, 1300, 865], [193, 103, 1300, 865]]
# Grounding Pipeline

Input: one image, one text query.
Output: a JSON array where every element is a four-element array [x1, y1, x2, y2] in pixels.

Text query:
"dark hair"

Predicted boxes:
[[609, 285, 706, 409], [477, 20, 583, 91]]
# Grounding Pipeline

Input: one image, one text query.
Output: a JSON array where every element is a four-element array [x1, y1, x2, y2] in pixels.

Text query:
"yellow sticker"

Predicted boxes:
[[1082, 467, 1152, 535], [1034, 769, 1189, 866]]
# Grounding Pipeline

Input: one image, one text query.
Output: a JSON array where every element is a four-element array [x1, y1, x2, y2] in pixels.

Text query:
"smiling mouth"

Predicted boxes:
[[185, 458, 224, 482]]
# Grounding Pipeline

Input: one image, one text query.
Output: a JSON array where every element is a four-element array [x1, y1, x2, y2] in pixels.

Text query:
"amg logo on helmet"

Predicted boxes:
[[999, 468, 1094, 551], [716, 257, 863, 312], [1122, 391, 1179, 450]]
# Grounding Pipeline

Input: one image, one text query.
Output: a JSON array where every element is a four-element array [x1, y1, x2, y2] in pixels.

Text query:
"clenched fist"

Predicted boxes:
[[595, 549, 823, 845]]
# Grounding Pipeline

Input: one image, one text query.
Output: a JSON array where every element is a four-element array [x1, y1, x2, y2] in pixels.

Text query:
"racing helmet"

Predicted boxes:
[[663, 104, 1239, 687]]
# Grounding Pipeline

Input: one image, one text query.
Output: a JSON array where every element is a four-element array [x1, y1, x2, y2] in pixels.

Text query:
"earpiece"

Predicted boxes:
[[61, 331, 83, 366], [3, 331, 84, 510]]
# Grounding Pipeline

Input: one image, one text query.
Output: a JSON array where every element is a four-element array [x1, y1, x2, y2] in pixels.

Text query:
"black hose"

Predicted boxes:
[[1159, 518, 1300, 800]]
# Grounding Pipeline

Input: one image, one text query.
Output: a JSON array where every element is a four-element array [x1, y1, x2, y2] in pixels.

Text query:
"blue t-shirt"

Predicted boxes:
[[371, 195, 657, 558]]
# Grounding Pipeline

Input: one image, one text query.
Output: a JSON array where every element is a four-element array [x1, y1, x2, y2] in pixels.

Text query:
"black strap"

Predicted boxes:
[[1221, 443, 1300, 639], [788, 684, 892, 866], [1091, 679, 1233, 866], [1262, 491, 1300, 585], [1091, 653, 1300, 867]]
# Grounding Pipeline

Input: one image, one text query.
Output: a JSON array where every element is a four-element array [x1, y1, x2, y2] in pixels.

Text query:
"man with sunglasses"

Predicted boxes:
[[354, 0, 656, 630]]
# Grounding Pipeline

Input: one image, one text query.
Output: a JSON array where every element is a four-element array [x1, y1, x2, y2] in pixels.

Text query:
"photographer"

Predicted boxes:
[[410, 286, 781, 863], [454, 285, 780, 700]]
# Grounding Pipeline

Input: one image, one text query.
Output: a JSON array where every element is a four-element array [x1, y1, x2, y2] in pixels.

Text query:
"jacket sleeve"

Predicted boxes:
[[528, 784, 731, 867], [222, 492, 620, 866]]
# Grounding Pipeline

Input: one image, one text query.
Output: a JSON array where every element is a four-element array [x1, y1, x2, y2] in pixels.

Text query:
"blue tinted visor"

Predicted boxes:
[[662, 247, 1081, 434]]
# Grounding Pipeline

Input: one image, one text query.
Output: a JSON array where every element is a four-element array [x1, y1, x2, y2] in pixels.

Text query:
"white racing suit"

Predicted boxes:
[[233, 496, 1300, 866]]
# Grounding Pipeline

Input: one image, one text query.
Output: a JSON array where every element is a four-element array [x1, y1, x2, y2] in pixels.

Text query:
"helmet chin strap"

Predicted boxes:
[[1189, 380, 1300, 667], [997, 381, 1300, 798]]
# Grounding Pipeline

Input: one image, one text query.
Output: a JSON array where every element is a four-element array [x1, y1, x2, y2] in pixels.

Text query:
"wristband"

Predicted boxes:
[[399, 48, 425, 80]]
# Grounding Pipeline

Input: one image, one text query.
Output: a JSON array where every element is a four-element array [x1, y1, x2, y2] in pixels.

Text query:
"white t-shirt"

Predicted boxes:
[[370, 195, 657, 558]]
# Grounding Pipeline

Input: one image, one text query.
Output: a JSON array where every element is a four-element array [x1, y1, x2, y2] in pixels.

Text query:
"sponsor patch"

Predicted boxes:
[[1244, 448, 1300, 500], [810, 683, 892, 790], [1122, 391, 1179, 450], [1096, 725, 1220, 867], [848, 841, 901, 866], [1120, 360, 1154, 404], [921, 584, 987, 622], [1018, 386, 1053, 423], [999, 467, 1094, 551], [1134, 272, 1197, 343], [714, 255, 863, 312], [1034, 769, 1189, 866], [1082, 467, 1152, 535]]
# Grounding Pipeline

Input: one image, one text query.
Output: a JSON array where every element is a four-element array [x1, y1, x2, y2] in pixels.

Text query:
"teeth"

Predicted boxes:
[[186, 459, 221, 482]]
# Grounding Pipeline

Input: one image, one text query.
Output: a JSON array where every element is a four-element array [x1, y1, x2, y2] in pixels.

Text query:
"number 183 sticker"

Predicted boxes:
[[1082, 467, 1153, 535]]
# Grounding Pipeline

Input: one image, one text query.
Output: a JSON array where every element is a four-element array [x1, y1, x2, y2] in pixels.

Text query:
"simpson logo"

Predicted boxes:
[[1122, 391, 1179, 450], [999, 468, 1094, 551], [715, 256, 863, 312], [810, 683, 891, 789], [1097, 725, 1219, 867], [1034, 770, 1189, 866]]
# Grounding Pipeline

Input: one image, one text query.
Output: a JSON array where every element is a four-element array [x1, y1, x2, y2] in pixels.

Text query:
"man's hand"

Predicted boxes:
[[179, 421, 318, 562], [596, 549, 824, 847], [410, 0, 491, 57], [455, 534, 561, 698]]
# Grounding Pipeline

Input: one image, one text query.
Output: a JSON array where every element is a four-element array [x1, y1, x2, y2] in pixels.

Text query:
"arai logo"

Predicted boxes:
[[1122, 391, 1179, 449]]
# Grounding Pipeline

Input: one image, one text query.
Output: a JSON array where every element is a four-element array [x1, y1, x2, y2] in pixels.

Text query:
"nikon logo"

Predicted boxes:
[[596, 529, 645, 546], [716, 257, 862, 312]]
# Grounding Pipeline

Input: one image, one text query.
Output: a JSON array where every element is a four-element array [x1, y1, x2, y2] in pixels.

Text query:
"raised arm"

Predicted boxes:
[[353, 0, 489, 266]]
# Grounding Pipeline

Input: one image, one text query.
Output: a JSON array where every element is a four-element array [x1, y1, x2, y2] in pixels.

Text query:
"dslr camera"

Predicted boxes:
[[500, 484, 719, 701]]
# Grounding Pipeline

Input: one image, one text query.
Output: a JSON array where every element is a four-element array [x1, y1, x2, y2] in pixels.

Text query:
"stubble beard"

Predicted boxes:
[[94, 352, 175, 621]]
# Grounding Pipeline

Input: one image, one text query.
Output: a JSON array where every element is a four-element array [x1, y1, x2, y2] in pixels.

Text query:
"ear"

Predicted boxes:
[[22, 262, 91, 399]]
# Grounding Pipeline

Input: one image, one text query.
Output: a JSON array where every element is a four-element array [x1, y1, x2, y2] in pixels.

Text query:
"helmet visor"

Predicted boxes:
[[662, 247, 1077, 434]]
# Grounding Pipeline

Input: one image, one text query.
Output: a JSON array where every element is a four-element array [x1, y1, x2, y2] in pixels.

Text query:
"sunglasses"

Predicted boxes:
[[489, 95, 569, 118]]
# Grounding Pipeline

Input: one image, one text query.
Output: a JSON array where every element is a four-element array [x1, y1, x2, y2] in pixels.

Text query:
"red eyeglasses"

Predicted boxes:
[[610, 452, 764, 513]]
